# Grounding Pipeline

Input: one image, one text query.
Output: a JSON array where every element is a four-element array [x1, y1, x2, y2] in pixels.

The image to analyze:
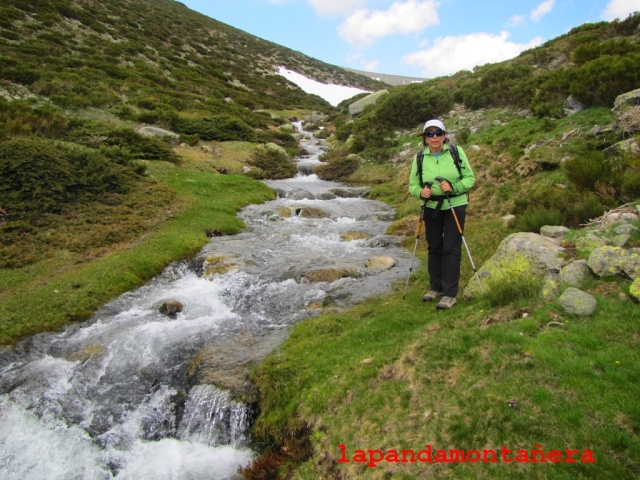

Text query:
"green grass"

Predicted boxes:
[[0, 161, 274, 344], [249, 277, 640, 479]]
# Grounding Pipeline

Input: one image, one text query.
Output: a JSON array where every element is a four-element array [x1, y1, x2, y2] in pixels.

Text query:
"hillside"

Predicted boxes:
[[0, 0, 388, 272], [343, 67, 426, 86], [0, 0, 386, 111]]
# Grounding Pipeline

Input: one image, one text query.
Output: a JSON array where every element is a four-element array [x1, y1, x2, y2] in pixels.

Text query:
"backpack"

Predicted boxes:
[[415, 143, 462, 189]]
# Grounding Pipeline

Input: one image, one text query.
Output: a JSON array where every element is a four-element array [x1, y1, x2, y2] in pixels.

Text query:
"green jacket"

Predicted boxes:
[[408, 143, 476, 210]]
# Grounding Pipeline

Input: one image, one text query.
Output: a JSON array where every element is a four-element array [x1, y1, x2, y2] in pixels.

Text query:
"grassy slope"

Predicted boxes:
[[250, 219, 640, 479]]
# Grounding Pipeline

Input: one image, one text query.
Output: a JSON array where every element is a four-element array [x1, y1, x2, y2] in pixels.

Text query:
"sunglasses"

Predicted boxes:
[[424, 129, 445, 138]]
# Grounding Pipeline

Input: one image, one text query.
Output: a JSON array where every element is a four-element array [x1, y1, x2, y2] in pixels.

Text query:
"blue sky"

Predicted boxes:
[[179, 0, 639, 79]]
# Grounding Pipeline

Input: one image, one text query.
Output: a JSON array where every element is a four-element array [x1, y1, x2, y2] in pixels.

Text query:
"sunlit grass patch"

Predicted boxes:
[[249, 272, 640, 478]]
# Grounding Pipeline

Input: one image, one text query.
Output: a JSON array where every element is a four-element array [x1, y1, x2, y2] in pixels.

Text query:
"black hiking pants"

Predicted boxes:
[[424, 205, 466, 298]]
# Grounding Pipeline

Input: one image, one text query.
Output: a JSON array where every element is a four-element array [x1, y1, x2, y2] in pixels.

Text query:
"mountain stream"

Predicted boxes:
[[0, 123, 415, 479]]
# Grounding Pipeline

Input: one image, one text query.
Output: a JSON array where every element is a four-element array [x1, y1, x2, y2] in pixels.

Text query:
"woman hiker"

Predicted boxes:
[[408, 119, 476, 310]]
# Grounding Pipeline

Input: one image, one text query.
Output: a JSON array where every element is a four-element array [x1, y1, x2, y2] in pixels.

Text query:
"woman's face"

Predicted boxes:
[[423, 128, 446, 151]]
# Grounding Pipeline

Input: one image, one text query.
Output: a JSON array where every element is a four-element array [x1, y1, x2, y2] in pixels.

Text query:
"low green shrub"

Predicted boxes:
[[103, 128, 179, 163], [0, 137, 72, 214], [565, 148, 640, 202], [0, 137, 143, 219], [248, 143, 296, 179], [172, 114, 255, 142], [314, 154, 360, 181], [514, 206, 565, 232], [564, 149, 608, 191], [483, 255, 545, 306]]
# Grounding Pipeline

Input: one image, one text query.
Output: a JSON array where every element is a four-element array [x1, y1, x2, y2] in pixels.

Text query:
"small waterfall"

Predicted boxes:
[[178, 385, 251, 447]]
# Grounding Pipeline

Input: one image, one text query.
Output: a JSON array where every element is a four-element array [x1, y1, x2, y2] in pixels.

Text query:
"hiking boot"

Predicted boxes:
[[436, 296, 457, 310], [422, 290, 443, 302]]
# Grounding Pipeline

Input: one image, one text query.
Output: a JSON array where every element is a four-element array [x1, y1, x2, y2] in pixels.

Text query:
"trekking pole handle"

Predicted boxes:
[[434, 176, 448, 187]]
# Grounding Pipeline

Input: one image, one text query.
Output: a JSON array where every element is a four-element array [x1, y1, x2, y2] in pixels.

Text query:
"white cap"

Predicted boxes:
[[423, 119, 446, 133]]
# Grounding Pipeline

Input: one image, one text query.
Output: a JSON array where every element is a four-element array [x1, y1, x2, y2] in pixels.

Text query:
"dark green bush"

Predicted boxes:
[[0, 135, 147, 219], [372, 84, 454, 129], [103, 128, 180, 163], [0, 137, 73, 214], [247, 144, 296, 179], [564, 150, 608, 191], [2, 67, 41, 85], [334, 122, 353, 142], [172, 115, 255, 142], [460, 64, 536, 110], [513, 207, 565, 232], [563, 148, 640, 202], [573, 38, 637, 65], [572, 194, 607, 224], [256, 130, 297, 149], [314, 155, 360, 181], [179, 133, 200, 146], [569, 54, 640, 107]]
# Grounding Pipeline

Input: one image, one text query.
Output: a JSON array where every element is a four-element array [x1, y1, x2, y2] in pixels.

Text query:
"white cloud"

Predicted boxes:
[[402, 31, 543, 78], [308, 0, 367, 16], [602, 0, 640, 20], [277, 67, 370, 106], [507, 14, 525, 27], [338, 0, 439, 48], [361, 59, 380, 71], [530, 0, 555, 21]]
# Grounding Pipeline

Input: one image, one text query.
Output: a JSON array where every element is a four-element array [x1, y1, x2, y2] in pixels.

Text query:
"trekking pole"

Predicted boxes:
[[435, 177, 483, 292], [403, 184, 431, 300]]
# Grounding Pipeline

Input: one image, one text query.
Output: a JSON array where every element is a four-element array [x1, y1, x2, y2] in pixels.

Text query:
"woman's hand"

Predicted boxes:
[[440, 180, 452, 193]]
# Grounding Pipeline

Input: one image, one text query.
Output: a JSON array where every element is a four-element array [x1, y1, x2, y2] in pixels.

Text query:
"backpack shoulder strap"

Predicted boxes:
[[416, 149, 425, 188], [449, 143, 470, 201], [449, 143, 462, 177]]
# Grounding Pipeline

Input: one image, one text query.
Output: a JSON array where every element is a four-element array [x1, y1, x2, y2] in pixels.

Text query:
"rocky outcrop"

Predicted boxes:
[[341, 231, 371, 241], [159, 299, 184, 316], [304, 267, 362, 283], [137, 126, 179, 138], [612, 88, 640, 114], [463, 232, 565, 300], [559, 260, 593, 287], [558, 287, 597, 316], [464, 204, 640, 314], [348, 90, 388, 116], [564, 94, 587, 115], [185, 329, 291, 403], [612, 88, 640, 135], [587, 246, 640, 279], [364, 256, 396, 270]]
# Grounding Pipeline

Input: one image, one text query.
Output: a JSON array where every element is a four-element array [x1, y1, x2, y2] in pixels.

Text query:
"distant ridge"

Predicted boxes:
[[343, 67, 426, 86]]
